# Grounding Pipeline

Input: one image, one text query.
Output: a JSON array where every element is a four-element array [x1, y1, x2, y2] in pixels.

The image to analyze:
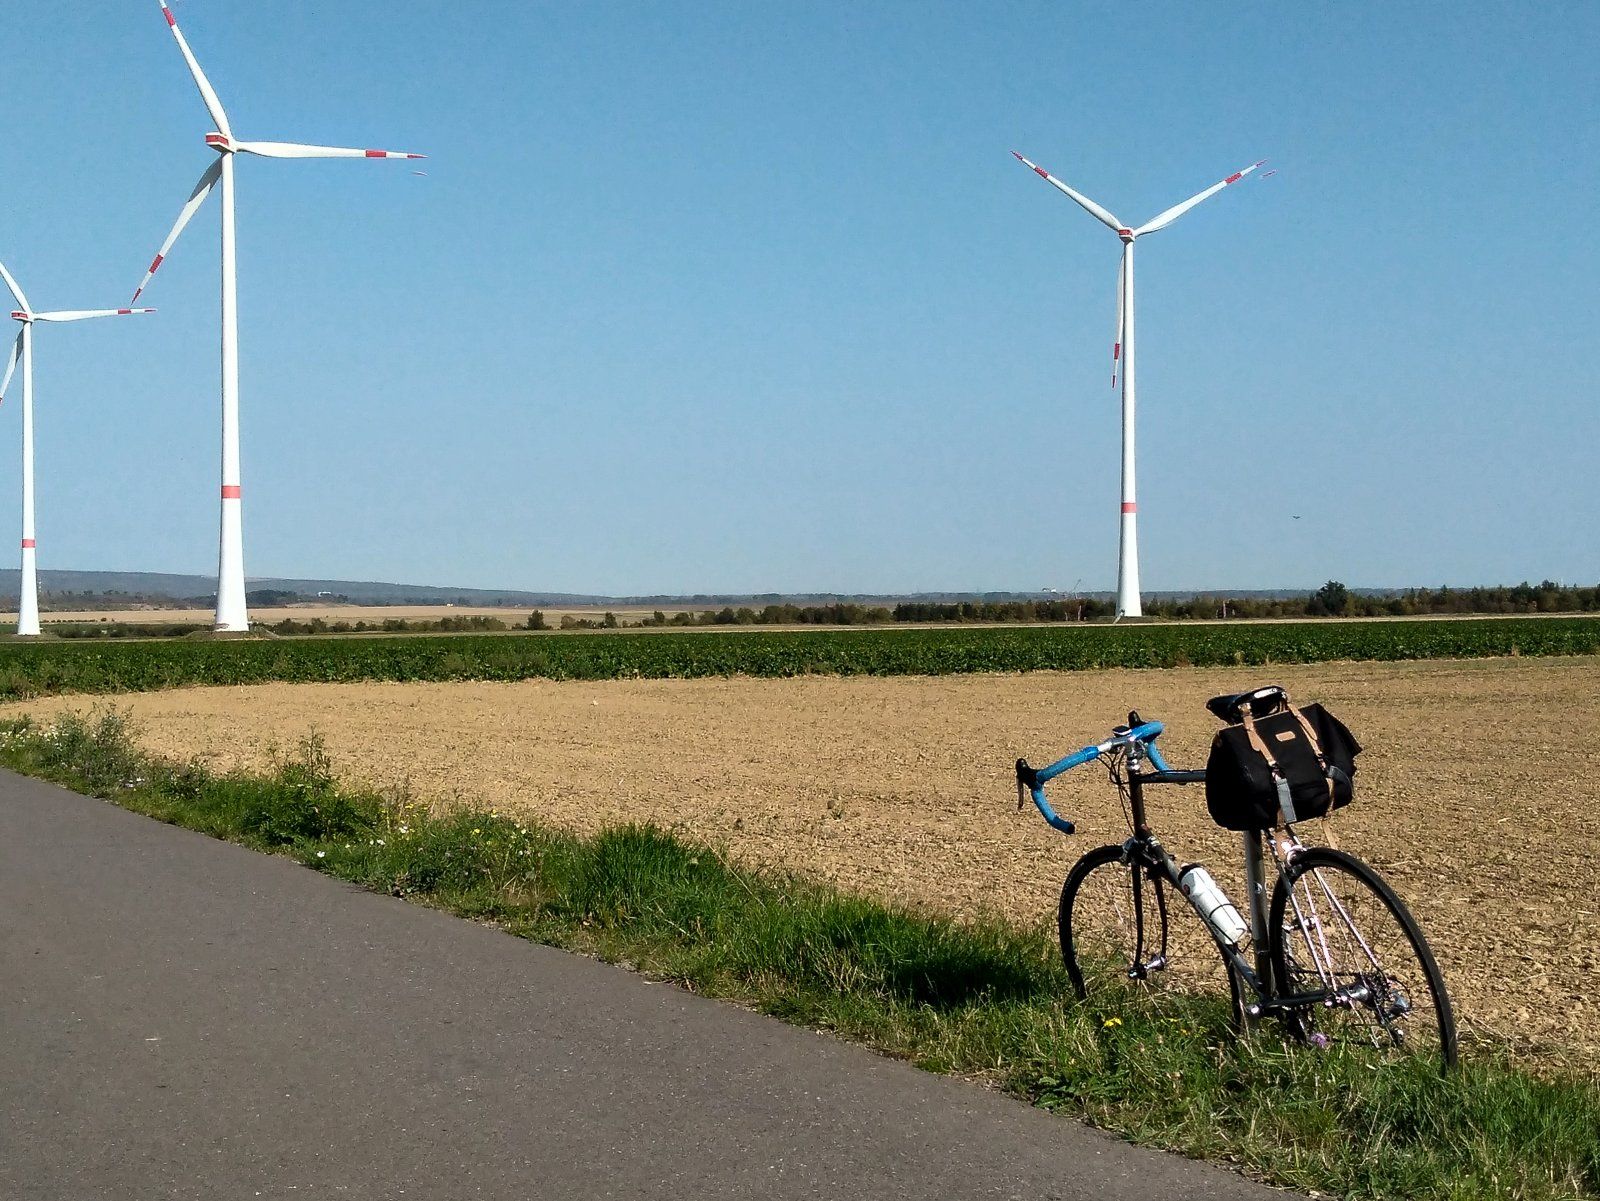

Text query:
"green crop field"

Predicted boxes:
[[0, 617, 1595, 700]]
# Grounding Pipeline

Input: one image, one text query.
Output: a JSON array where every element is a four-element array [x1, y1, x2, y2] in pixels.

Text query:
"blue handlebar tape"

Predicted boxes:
[[1030, 788, 1075, 835], [1028, 721, 1166, 835]]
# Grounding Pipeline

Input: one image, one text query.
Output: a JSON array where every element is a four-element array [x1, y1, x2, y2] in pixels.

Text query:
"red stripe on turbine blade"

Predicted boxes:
[[1033, 166, 1049, 178], [365, 149, 386, 158], [221, 485, 242, 499], [117, 309, 131, 315], [21, 538, 35, 548], [150, 254, 164, 273], [1113, 343, 1120, 360], [1121, 503, 1137, 514], [163, 7, 176, 25], [1224, 172, 1243, 184]]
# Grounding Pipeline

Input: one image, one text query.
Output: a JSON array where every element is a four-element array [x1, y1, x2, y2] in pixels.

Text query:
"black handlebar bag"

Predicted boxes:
[[1205, 700, 1361, 831]]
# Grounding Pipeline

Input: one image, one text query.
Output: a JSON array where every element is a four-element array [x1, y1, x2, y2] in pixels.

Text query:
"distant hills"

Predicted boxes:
[[0, 568, 1321, 610]]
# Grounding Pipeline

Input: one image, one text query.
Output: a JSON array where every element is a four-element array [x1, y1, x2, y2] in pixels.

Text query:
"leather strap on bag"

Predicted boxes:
[[1288, 704, 1338, 811], [1241, 703, 1298, 827], [1289, 705, 1327, 765]]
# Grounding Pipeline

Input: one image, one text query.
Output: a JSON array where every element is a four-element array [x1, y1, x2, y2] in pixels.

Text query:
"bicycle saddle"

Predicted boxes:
[[1205, 685, 1289, 725]]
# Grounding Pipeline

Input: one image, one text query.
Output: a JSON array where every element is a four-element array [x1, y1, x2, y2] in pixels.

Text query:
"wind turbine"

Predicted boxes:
[[0, 260, 152, 637], [134, 0, 424, 632], [1012, 151, 1264, 618]]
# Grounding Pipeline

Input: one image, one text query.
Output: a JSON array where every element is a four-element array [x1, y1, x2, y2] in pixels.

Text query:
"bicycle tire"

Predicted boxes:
[[1059, 843, 1242, 1022], [1268, 847, 1457, 1071]]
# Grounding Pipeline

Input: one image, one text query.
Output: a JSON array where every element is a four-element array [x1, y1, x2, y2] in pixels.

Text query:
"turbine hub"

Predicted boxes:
[[204, 132, 234, 153]]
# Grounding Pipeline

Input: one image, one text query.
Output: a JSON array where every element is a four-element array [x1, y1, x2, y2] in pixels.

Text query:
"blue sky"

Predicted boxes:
[[2, 2, 1595, 595]]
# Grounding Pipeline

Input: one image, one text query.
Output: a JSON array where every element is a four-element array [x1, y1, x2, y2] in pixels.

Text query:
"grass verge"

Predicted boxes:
[[4, 707, 1596, 1200]]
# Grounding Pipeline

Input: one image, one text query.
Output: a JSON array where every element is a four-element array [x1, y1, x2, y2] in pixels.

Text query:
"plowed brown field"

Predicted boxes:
[[11, 656, 1598, 1067]]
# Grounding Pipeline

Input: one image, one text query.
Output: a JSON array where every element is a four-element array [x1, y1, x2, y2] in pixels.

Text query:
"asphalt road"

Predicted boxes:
[[0, 770, 1294, 1200]]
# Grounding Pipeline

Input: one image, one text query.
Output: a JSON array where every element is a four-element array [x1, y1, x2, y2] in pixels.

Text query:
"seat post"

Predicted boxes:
[[1241, 831, 1273, 998]]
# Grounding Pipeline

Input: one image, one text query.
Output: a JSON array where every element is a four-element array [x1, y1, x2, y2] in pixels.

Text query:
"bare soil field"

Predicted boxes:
[[11, 657, 1598, 1067]]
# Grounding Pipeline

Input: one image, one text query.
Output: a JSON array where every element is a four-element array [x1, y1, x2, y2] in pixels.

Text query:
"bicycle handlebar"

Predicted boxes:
[[1015, 718, 1203, 836]]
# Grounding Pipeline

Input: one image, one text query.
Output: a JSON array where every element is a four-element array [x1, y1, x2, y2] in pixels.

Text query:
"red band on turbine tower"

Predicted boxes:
[[221, 485, 242, 499], [21, 538, 35, 549], [1121, 503, 1137, 514]]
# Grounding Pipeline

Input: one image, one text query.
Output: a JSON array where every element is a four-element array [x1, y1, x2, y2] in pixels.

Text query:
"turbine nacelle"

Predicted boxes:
[[1117, 228, 1135, 243], [205, 132, 234, 153], [9, 311, 29, 323]]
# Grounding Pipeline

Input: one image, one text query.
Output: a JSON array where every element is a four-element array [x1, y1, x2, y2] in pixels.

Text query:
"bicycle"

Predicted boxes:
[[1015, 694, 1457, 1071]]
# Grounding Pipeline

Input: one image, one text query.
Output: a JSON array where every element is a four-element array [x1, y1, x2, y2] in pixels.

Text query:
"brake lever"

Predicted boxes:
[[1014, 758, 1037, 811]]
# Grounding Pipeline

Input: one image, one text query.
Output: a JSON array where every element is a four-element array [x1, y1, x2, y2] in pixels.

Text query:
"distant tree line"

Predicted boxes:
[[637, 603, 898, 627], [1144, 580, 1600, 621], [267, 614, 509, 635], [601, 581, 1600, 629], [19, 580, 1600, 637]]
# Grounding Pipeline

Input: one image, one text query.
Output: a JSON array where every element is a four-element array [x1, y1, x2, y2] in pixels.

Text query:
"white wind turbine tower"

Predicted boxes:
[[0, 260, 153, 637], [134, 0, 424, 632], [1012, 151, 1264, 618]]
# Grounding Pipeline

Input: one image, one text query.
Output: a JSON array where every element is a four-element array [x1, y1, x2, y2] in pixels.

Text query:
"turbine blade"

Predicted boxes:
[[1133, 159, 1266, 236], [0, 259, 30, 314], [156, 0, 232, 138], [1011, 151, 1123, 232], [32, 308, 157, 323], [0, 328, 20, 402], [131, 159, 223, 303], [234, 141, 427, 160]]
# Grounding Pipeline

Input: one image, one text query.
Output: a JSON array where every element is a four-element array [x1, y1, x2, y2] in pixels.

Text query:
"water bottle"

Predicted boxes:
[[1179, 864, 1249, 946]]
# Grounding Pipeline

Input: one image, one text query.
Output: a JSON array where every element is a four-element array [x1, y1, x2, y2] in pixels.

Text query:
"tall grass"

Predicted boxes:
[[3, 709, 1595, 1200]]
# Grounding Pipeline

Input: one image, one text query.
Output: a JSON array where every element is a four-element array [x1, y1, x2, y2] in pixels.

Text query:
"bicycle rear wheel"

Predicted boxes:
[[1268, 847, 1456, 1071], [1059, 843, 1242, 1023]]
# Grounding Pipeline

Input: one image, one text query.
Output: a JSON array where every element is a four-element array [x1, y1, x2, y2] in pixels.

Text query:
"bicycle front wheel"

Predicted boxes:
[[1269, 847, 1457, 1070], [1059, 844, 1242, 1023]]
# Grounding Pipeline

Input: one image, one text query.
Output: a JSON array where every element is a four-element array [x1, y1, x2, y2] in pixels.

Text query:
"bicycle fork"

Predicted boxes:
[[1125, 858, 1170, 979]]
